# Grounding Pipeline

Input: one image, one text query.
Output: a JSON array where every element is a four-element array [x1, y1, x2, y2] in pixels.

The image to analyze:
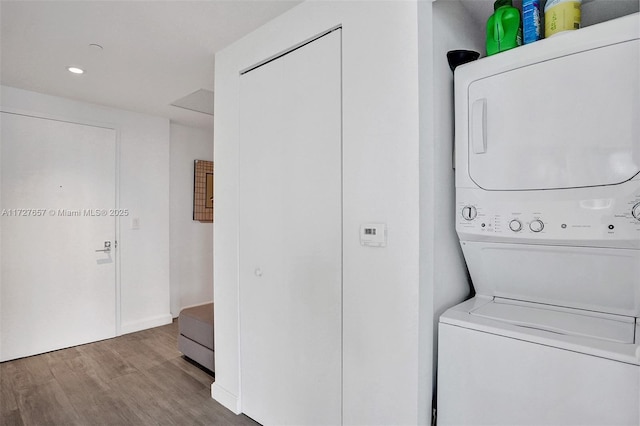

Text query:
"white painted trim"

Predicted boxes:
[[120, 314, 172, 335], [240, 25, 342, 75], [211, 383, 242, 415], [0, 106, 119, 131], [114, 127, 122, 336]]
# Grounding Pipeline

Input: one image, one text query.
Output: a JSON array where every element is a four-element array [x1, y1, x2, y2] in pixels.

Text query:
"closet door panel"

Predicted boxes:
[[239, 30, 342, 426]]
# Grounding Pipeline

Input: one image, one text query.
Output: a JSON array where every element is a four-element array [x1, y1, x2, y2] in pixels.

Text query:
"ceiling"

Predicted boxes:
[[0, 0, 302, 130], [2, 1, 637, 131]]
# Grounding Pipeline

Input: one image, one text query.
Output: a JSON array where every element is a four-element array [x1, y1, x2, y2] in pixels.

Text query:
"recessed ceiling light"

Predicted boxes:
[[67, 66, 84, 74]]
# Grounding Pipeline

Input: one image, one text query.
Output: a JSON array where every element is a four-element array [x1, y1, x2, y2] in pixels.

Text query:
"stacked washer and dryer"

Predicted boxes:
[[437, 13, 640, 426]]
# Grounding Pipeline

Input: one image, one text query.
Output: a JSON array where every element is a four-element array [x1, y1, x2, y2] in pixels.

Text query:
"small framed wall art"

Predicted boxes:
[[193, 160, 214, 222]]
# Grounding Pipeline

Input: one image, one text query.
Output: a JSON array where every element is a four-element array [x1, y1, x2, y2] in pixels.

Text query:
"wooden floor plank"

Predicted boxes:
[[74, 386, 147, 426], [0, 409, 24, 426], [50, 355, 145, 425], [75, 341, 138, 382], [1, 320, 258, 425], [15, 379, 82, 425], [166, 356, 214, 389], [0, 362, 20, 416], [2, 353, 55, 392], [109, 369, 197, 425]]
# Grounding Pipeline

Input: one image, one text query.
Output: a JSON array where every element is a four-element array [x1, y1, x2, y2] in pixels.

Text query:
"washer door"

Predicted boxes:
[[468, 39, 639, 191]]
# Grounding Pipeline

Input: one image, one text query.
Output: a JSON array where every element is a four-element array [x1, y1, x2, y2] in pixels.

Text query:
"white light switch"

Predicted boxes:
[[131, 217, 140, 230], [360, 223, 387, 247]]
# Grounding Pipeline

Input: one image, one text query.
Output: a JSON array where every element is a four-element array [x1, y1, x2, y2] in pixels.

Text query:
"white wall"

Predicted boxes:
[[432, 0, 483, 321], [213, 1, 424, 424], [419, 0, 484, 411], [169, 122, 214, 317], [1, 85, 172, 334]]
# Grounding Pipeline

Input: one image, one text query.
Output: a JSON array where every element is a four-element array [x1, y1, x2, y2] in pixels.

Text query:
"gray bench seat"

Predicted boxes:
[[178, 303, 214, 372]]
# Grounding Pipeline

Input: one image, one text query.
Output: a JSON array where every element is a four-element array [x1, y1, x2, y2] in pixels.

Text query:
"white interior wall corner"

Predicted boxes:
[[428, 0, 485, 414], [169, 122, 214, 317], [417, 1, 437, 422], [432, 0, 483, 323]]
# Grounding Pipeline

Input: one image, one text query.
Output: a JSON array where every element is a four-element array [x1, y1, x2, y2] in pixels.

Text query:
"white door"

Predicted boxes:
[[239, 30, 342, 425], [1, 112, 117, 362]]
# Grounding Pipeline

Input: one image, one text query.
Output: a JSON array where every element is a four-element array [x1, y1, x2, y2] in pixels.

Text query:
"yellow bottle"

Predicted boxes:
[[545, 0, 582, 37]]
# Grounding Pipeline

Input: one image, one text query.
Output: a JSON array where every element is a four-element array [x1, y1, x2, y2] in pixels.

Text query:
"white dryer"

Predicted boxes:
[[437, 13, 640, 426]]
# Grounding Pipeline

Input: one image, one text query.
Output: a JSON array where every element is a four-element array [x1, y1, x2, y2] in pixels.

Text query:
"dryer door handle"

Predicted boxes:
[[471, 98, 487, 154]]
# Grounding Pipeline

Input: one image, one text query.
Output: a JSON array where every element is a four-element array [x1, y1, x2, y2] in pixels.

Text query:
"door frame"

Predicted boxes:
[[0, 106, 122, 335]]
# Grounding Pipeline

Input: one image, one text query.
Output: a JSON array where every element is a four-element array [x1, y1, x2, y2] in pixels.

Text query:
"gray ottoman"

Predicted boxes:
[[178, 303, 214, 372]]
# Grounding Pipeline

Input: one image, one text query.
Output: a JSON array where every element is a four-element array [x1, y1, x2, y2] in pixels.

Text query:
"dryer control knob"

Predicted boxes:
[[632, 202, 640, 221], [509, 219, 522, 232], [529, 220, 544, 232], [462, 205, 477, 221]]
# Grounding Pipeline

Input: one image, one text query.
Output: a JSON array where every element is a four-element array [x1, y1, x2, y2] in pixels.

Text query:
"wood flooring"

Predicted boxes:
[[0, 320, 259, 426]]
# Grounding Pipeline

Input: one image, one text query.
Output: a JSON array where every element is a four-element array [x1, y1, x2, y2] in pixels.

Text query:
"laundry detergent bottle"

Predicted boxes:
[[486, 0, 522, 56]]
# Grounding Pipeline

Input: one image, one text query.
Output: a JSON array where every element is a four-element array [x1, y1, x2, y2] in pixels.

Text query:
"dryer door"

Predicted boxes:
[[468, 40, 639, 191]]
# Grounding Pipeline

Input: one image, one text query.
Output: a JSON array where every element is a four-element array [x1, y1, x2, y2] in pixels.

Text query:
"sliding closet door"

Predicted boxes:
[[239, 29, 342, 425]]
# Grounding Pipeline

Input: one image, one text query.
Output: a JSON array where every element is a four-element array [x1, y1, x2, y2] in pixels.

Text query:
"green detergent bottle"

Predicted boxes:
[[486, 0, 522, 56]]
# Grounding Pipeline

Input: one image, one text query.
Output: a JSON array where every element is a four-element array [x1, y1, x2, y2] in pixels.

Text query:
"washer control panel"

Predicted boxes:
[[462, 205, 477, 221], [456, 185, 640, 248], [529, 219, 544, 232], [508, 219, 522, 232]]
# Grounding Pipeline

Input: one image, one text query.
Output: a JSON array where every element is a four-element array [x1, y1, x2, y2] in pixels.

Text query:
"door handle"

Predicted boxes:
[[95, 241, 111, 253]]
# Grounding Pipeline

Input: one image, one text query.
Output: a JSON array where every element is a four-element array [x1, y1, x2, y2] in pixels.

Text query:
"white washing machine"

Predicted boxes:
[[437, 13, 640, 426]]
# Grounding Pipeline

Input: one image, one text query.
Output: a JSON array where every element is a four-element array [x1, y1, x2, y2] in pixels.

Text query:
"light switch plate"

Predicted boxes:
[[360, 223, 386, 247]]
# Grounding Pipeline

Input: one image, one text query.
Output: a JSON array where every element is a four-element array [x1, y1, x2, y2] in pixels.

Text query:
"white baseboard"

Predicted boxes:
[[120, 314, 173, 335], [211, 383, 241, 415]]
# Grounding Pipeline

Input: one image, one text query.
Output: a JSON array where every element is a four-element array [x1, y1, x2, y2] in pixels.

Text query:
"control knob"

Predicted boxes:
[[633, 202, 640, 221], [529, 220, 544, 232], [462, 205, 477, 221], [509, 219, 522, 232]]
